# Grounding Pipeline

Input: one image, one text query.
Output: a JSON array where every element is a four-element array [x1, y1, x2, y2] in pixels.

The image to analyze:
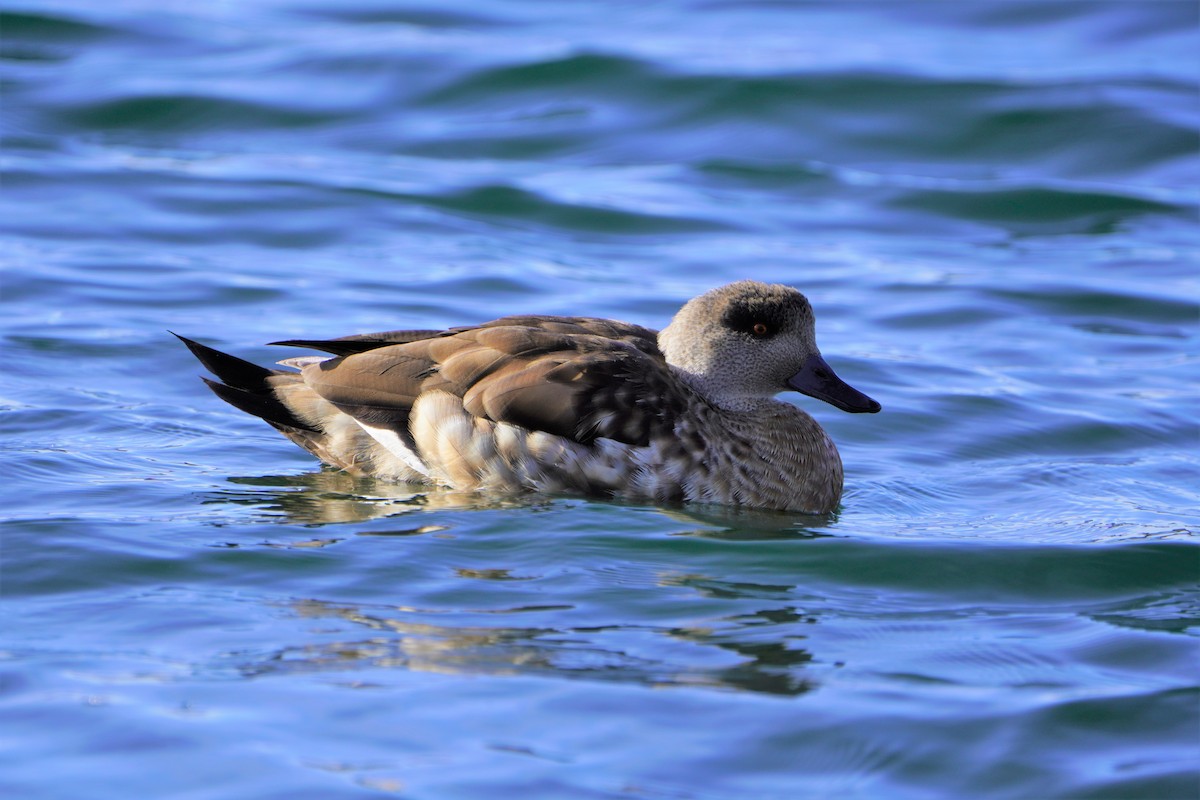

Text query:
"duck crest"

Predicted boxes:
[[178, 280, 878, 514]]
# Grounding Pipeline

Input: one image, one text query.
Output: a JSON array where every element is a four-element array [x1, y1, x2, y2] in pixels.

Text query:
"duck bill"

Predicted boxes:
[[787, 354, 881, 413]]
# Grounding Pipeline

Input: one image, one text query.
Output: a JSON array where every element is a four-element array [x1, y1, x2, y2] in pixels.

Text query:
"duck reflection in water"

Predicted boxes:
[[239, 595, 818, 697], [210, 468, 834, 538]]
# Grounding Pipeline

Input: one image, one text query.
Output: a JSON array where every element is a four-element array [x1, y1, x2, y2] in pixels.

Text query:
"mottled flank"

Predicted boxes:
[[179, 281, 879, 513]]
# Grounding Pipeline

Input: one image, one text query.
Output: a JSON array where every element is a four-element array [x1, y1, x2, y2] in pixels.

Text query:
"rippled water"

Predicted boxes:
[[3, 1, 1198, 798]]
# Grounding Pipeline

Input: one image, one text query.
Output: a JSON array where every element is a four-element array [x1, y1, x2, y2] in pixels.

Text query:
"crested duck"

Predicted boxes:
[[178, 280, 880, 513]]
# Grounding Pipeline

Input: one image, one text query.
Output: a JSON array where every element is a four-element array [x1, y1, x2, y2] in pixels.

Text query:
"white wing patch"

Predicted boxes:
[[355, 421, 431, 478], [277, 356, 330, 370]]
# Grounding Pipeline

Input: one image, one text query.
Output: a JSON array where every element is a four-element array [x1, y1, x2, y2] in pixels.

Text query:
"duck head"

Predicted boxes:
[[658, 280, 881, 414]]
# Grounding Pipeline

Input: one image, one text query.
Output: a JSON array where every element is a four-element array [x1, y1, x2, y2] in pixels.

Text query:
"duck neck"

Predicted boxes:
[[668, 365, 776, 412]]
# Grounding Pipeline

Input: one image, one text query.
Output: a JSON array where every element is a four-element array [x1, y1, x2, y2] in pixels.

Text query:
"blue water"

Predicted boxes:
[[3, 1, 1198, 797]]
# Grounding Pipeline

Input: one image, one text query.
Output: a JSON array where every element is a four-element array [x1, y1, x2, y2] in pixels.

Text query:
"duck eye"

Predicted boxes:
[[752, 322, 770, 337]]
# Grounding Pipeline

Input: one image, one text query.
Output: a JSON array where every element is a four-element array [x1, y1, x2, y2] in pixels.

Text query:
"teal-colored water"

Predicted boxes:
[[3, 2, 1198, 798]]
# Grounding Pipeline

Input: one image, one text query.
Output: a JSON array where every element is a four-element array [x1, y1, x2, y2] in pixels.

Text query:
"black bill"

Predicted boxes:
[[786, 354, 881, 413]]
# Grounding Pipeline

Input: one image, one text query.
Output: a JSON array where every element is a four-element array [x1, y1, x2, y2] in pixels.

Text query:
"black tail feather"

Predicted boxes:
[[268, 338, 392, 357], [173, 332, 275, 388], [174, 333, 317, 432], [200, 377, 315, 432], [269, 329, 444, 357]]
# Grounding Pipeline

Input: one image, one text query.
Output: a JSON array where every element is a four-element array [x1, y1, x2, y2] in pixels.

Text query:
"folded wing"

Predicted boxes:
[[285, 318, 686, 448]]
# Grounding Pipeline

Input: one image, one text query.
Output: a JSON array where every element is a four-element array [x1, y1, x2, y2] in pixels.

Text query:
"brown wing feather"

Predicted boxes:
[[461, 360, 581, 440], [271, 316, 659, 358], [301, 349, 431, 427], [479, 316, 663, 358], [296, 319, 684, 447]]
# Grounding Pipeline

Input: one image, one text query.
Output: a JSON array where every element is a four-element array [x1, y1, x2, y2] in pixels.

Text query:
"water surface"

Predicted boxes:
[[2, 1, 1198, 798]]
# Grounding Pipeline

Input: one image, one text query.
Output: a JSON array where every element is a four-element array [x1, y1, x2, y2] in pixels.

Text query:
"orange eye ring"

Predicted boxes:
[[752, 322, 769, 337]]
